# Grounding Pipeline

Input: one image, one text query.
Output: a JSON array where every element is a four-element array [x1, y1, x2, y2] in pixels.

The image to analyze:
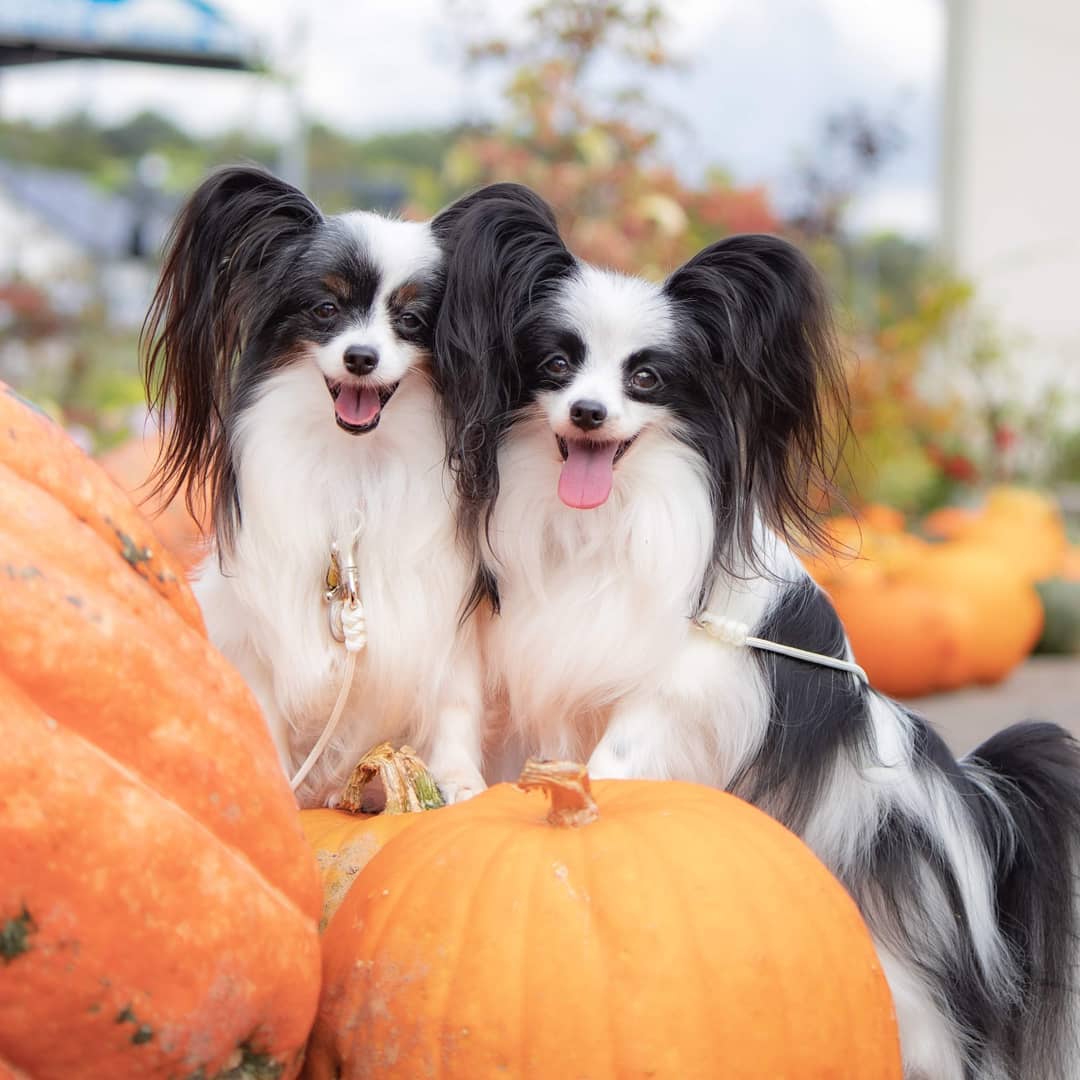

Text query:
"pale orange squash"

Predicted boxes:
[[922, 505, 978, 540], [828, 578, 974, 698], [922, 488, 1067, 583], [1065, 546, 1080, 583], [301, 809, 422, 932], [300, 744, 446, 931], [901, 544, 1044, 684], [860, 502, 906, 533], [304, 762, 902, 1080], [802, 516, 926, 588], [0, 385, 322, 1080]]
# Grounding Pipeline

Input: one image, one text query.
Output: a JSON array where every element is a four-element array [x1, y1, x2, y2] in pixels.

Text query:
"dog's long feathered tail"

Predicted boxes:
[[968, 721, 1080, 1077]]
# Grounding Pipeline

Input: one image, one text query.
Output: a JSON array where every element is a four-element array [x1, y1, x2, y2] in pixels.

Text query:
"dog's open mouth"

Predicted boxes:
[[326, 378, 399, 435], [555, 434, 638, 510]]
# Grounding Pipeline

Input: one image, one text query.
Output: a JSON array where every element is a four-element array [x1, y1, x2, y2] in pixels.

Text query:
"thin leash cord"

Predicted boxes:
[[290, 527, 366, 793], [697, 612, 869, 684], [289, 648, 358, 792]]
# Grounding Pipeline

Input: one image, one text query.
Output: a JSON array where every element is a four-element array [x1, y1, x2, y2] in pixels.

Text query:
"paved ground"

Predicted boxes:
[[901, 656, 1080, 755]]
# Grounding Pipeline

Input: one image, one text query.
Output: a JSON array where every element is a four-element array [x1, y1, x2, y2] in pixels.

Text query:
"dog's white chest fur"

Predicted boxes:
[[483, 422, 785, 781], [194, 365, 477, 802]]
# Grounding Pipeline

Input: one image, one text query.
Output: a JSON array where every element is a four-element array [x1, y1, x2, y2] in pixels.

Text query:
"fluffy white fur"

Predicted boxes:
[[195, 360, 484, 807]]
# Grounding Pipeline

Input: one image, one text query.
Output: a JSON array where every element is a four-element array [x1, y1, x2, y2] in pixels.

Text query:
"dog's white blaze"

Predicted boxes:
[[540, 267, 675, 441]]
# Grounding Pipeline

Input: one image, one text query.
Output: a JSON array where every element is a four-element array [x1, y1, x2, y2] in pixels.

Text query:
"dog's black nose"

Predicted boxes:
[[569, 399, 607, 431], [344, 345, 379, 376]]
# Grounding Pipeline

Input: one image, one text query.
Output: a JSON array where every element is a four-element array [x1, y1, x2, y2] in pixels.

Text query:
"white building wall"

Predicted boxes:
[[942, 0, 1080, 397]]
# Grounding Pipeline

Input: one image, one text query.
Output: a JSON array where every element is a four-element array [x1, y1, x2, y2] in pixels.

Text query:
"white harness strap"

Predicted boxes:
[[696, 612, 869, 685]]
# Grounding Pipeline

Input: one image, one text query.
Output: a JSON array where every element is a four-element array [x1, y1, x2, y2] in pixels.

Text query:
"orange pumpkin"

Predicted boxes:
[[97, 428, 208, 571], [802, 516, 927, 588], [1065, 546, 1080, 583], [921, 505, 978, 540], [900, 544, 1043, 684], [300, 744, 446, 931], [828, 578, 977, 697], [301, 809, 421, 932], [0, 384, 322, 1080], [957, 521, 1065, 584], [860, 502, 906, 533], [305, 762, 902, 1080], [922, 488, 1067, 583]]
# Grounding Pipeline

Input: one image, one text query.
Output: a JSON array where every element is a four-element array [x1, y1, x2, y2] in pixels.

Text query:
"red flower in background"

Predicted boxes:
[[993, 425, 1017, 451]]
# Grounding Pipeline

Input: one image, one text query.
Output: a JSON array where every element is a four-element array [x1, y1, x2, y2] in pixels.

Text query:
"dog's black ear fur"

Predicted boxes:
[[430, 181, 554, 246], [663, 234, 848, 565], [141, 165, 322, 544], [432, 183, 574, 609]]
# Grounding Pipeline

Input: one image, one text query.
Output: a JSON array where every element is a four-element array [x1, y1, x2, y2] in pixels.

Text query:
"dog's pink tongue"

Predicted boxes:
[[558, 441, 618, 509], [335, 384, 381, 428]]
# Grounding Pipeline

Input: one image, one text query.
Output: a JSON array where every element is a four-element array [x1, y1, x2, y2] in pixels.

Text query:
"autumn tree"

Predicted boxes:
[[431, 0, 777, 277]]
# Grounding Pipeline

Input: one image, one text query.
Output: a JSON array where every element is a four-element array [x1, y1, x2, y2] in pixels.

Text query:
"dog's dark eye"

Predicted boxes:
[[313, 302, 338, 321], [629, 368, 660, 392], [397, 311, 423, 332], [542, 354, 571, 378]]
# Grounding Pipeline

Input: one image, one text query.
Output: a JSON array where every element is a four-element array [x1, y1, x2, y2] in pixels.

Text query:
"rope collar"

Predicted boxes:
[[695, 612, 869, 684]]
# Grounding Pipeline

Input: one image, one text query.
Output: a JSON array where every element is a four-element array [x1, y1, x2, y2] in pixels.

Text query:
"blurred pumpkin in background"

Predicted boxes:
[[97, 429, 207, 572], [924, 490, 1067, 587], [898, 544, 1043, 684], [804, 486, 1057, 696], [826, 579, 978, 697], [1064, 547, 1080, 582], [922, 505, 979, 540]]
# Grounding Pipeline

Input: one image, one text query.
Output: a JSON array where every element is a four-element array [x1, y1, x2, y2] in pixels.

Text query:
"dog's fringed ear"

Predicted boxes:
[[429, 181, 553, 249], [663, 234, 848, 562], [141, 165, 322, 536], [432, 183, 573, 554]]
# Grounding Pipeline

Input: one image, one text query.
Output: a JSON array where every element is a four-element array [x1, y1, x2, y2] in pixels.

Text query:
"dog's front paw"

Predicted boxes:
[[434, 765, 487, 806]]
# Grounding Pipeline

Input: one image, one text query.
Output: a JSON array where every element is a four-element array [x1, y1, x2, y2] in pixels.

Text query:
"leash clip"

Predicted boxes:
[[326, 541, 364, 648]]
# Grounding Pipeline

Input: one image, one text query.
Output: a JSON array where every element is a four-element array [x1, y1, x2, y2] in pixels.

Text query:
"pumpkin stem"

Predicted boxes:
[[518, 759, 599, 827], [337, 743, 446, 814]]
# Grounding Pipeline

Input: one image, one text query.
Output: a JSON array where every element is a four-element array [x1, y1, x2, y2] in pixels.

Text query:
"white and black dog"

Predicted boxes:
[[433, 183, 1080, 1079], [144, 166, 489, 807]]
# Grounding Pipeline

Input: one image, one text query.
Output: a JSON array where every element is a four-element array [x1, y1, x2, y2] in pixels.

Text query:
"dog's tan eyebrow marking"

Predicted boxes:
[[389, 282, 421, 310], [323, 274, 351, 298]]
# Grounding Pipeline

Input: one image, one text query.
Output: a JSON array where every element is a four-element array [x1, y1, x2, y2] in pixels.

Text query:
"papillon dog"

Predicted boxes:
[[433, 184, 1080, 1079], [143, 165, 490, 807]]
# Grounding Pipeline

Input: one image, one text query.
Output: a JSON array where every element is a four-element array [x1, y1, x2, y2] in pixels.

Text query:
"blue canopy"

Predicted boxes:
[[0, 0, 259, 70]]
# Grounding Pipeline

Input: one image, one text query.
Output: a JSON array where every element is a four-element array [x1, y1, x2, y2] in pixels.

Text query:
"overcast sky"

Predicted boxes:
[[0, 0, 945, 235]]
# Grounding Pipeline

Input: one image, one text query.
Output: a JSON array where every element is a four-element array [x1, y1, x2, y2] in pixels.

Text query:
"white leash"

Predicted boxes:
[[290, 533, 367, 793], [696, 612, 869, 684]]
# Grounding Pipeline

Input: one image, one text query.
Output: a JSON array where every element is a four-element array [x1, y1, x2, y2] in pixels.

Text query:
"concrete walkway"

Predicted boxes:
[[902, 657, 1080, 755]]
